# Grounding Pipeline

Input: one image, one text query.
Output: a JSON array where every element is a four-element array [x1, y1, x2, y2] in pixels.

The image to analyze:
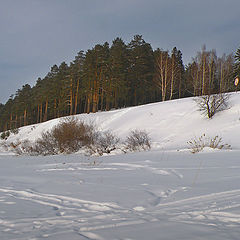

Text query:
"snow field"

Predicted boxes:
[[0, 150, 240, 239], [0, 93, 240, 239]]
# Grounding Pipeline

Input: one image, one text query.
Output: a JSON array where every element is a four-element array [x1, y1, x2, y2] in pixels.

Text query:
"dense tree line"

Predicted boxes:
[[0, 35, 239, 131]]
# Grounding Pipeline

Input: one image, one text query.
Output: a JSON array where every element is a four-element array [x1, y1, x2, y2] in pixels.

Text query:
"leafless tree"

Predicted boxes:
[[195, 93, 230, 119]]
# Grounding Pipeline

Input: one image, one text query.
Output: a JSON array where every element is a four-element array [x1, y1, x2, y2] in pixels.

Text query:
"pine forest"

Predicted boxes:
[[0, 35, 239, 132]]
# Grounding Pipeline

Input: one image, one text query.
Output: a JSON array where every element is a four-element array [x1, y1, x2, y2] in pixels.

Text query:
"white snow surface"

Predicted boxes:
[[0, 93, 240, 239]]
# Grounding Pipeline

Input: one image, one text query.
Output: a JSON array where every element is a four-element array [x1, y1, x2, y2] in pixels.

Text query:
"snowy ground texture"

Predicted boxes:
[[1, 93, 240, 239]]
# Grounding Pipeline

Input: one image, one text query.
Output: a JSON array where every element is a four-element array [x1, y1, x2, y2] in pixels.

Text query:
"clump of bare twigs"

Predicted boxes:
[[124, 129, 151, 152], [194, 93, 230, 119], [187, 134, 231, 153], [1, 117, 152, 156]]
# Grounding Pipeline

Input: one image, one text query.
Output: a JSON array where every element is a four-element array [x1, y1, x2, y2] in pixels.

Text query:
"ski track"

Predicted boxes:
[[153, 189, 240, 229], [37, 161, 171, 175], [1, 187, 240, 239], [1, 154, 240, 239]]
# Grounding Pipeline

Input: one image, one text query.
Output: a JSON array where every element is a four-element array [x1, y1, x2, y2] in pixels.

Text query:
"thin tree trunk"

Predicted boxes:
[[58, 99, 61, 118], [100, 88, 104, 111], [220, 62, 224, 93], [54, 99, 57, 118], [170, 56, 175, 100], [78, 97, 82, 113], [69, 78, 73, 115], [24, 109, 27, 126], [43, 99, 48, 122], [37, 104, 40, 123], [160, 53, 165, 101], [74, 79, 80, 115], [202, 55, 206, 96], [114, 88, 118, 109], [15, 114, 18, 128], [163, 55, 168, 101], [87, 94, 91, 114], [196, 70, 199, 96], [39, 103, 43, 123], [92, 89, 98, 113], [178, 71, 182, 98], [10, 113, 13, 129]]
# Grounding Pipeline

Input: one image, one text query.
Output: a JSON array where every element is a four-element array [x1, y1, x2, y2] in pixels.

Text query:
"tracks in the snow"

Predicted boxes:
[[1, 187, 240, 239]]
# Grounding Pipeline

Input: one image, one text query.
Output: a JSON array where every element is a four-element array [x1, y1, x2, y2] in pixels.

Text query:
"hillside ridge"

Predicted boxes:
[[1, 92, 240, 153]]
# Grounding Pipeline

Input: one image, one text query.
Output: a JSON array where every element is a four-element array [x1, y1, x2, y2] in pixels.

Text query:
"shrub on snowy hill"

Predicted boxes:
[[7, 118, 96, 155], [0, 130, 10, 140], [2, 92, 240, 155], [124, 130, 151, 152], [5, 118, 150, 156], [187, 134, 231, 153], [87, 130, 120, 156], [195, 93, 230, 119]]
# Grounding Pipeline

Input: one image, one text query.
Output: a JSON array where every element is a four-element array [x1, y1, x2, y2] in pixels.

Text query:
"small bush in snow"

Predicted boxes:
[[14, 118, 122, 156], [33, 132, 59, 155], [10, 118, 152, 156], [0, 130, 10, 140], [49, 117, 96, 154], [0, 140, 27, 155], [87, 131, 120, 156], [187, 134, 231, 153], [9, 140, 29, 155], [0, 128, 18, 141], [10, 128, 19, 135], [0, 132, 5, 140], [15, 118, 97, 155], [124, 130, 151, 152], [195, 93, 229, 119]]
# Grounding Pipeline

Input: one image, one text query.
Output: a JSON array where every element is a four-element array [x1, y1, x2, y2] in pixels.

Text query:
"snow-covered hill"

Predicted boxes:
[[2, 92, 240, 153], [0, 93, 240, 240]]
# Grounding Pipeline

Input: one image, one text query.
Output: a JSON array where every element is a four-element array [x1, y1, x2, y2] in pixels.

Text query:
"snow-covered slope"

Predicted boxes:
[[2, 92, 240, 152], [1, 93, 240, 240]]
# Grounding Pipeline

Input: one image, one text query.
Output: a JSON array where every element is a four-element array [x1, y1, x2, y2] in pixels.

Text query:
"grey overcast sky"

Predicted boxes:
[[0, 0, 239, 104]]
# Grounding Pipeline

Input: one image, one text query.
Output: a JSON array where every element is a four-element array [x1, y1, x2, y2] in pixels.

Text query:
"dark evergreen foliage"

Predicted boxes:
[[234, 48, 240, 78], [0, 37, 236, 131]]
